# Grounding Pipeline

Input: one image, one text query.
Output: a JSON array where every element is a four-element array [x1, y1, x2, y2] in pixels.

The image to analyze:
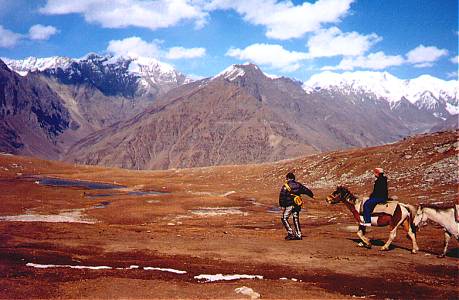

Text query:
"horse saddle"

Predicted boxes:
[[359, 199, 398, 216]]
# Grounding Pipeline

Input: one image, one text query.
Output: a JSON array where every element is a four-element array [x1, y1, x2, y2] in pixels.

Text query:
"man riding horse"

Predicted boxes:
[[326, 167, 419, 253], [362, 167, 388, 226]]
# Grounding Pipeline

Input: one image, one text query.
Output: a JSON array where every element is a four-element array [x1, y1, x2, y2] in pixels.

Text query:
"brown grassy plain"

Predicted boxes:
[[0, 131, 458, 299]]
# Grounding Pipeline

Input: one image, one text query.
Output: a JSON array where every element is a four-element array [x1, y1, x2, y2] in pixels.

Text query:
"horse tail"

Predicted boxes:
[[400, 203, 417, 233]]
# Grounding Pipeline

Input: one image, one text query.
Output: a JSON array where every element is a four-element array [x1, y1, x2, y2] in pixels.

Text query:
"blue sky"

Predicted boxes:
[[0, 0, 457, 81]]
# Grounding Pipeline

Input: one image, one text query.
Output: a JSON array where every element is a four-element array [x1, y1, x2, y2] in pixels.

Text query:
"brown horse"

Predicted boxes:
[[327, 186, 419, 253]]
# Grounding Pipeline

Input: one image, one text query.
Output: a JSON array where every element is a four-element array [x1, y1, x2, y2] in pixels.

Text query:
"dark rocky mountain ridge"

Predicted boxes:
[[0, 60, 71, 158], [2, 55, 192, 159]]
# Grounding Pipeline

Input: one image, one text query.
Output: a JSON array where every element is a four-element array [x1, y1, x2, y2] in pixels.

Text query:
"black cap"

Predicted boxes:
[[286, 172, 295, 180]]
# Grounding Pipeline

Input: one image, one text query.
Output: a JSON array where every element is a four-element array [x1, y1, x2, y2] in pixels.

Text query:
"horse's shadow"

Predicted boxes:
[[440, 248, 459, 258], [348, 238, 459, 258], [445, 248, 459, 258], [348, 238, 410, 252]]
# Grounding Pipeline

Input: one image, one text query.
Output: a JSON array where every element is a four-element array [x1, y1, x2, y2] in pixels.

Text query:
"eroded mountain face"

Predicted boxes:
[[65, 64, 422, 170], [0, 60, 70, 158]]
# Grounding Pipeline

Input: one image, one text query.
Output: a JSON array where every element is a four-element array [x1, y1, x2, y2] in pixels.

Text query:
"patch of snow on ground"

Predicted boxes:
[[194, 273, 263, 282], [222, 191, 236, 197], [143, 267, 187, 274], [26, 263, 111, 270], [191, 207, 247, 216], [116, 265, 139, 270], [0, 209, 96, 224], [26, 263, 186, 273]]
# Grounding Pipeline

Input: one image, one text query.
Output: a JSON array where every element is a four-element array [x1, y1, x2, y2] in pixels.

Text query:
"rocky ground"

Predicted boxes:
[[0, 130, 457, 299]]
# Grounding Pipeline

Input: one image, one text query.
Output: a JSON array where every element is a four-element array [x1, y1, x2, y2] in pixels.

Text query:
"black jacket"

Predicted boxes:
[[370, 174, 388, 200], [279, 179, 314, 207]]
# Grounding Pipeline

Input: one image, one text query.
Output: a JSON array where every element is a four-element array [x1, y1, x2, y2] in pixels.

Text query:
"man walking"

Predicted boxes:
[[279, 172, 314, 240]]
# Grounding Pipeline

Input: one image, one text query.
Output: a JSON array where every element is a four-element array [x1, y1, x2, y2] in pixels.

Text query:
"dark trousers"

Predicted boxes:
[[363, 197, 385, 223], [281, 206, 302, 237]]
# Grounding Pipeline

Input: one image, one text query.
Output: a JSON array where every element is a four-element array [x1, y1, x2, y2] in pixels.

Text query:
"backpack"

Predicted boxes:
[[283, 181, 304, 208]]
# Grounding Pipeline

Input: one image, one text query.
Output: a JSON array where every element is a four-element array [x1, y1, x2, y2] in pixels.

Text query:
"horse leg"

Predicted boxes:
[[381, 227, 397, 251], [381, 206, 403, 251], [357, 225, 371, 248], [438, 230, 451, 258], [403, 217, 419, 254]]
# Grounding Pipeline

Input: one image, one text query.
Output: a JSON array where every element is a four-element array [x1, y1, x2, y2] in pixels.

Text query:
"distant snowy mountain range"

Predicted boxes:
[[4, 55, 457, 120], [3, 54, 191, 98], [303, 71, 458, 118]]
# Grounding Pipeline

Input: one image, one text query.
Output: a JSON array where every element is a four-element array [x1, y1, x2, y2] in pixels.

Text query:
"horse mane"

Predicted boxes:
[[336, 185, 358, 201], [420, 201, 457, 210]]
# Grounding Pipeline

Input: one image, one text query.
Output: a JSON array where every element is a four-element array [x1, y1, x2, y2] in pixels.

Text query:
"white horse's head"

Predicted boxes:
[[413, 206, 428, 229]]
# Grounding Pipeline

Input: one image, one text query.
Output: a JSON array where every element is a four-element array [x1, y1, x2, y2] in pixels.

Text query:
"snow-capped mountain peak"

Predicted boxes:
[[213, 63, 280, 82], [303, 71, 458, 118], [2, 56, 73, 76], [213, 64, 247, 81], [2, 54, 192, 97]]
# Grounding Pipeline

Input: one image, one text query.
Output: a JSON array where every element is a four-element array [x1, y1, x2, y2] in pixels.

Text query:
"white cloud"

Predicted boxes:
[[28, 24, 59, 40], [165, 47, 206, 59], [107, 37, 161, 58], [406, 45, 448, 67], [0, 25, 22, 48], [226, 43, 308, 72], [450, 55, 458, 64], [107, 36, 206, 62], [39, 0, 354, 40], [206, 0, 354, 40], [322, 51, 404, 71], [307, 27, 381, 58], [40, 0, 208, 30]]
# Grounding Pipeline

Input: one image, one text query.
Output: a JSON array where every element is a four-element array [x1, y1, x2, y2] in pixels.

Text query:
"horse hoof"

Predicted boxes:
[[437, 254, 446, 258], [379, 247, 389, 251], [358, 242, 371, 249], [411, 250, 417, 254]]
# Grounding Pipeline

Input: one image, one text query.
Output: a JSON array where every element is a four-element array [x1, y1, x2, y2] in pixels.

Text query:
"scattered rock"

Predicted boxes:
[[234, 286, 260, 299]]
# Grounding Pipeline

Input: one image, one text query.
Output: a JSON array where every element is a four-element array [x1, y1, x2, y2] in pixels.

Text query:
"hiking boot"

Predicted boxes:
[[294, 235, 303, 240]]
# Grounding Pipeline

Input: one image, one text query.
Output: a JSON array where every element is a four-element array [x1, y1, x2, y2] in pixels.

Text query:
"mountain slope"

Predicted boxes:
[[2, 54, 194, 156], [0, 60, 71, 158], [65, 64, 414, 170]]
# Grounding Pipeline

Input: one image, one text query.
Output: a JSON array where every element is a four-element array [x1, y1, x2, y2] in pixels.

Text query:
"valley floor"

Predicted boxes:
[[0, 132, 458, 299]]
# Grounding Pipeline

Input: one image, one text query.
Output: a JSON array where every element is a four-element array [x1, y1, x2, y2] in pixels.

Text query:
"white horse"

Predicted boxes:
[[413, 203, 459, 258]]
